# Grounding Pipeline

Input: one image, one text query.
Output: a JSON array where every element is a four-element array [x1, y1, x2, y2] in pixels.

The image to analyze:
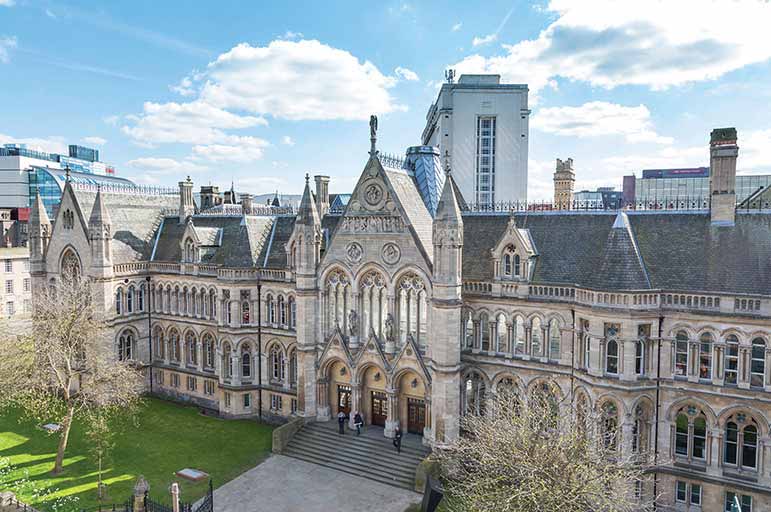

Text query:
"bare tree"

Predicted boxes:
[[0, 271, 143, 475], [432, 390, 655, 512]]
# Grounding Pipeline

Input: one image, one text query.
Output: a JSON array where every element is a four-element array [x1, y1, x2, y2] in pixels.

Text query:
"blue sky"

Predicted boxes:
[[2, 0, 771, 199]]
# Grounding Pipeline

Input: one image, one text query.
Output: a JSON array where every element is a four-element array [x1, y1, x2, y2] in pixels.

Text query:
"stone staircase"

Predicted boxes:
[[283, 421, 430, 490]]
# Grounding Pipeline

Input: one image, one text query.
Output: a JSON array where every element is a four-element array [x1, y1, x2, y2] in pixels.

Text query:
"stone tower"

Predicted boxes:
[[29, 191, 51, 277], [428, 171, 464, 444], [179, 177, 195, 222], [314, 175, 330, 217], [88, 186, 113, 279], [709, 127, 738, 225], [293, 174, 322, 417], [553, 158, 575, 210]]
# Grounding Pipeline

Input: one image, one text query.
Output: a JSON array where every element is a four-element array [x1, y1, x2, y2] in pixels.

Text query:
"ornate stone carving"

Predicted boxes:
[[348, 309, 359, 336], [346, 242, 363, 264], [364, 183, 383, 206], [381, 242, 401, 265], [385, 314, 395, 342], [339, 216, 405, 234]]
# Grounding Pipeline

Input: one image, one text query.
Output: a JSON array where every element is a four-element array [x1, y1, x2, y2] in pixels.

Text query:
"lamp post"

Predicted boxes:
[[257, 271, 263, 420]]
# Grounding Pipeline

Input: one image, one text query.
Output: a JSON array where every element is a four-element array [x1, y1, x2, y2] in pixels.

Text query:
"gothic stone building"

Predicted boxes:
[[29, 128, 771, 511]]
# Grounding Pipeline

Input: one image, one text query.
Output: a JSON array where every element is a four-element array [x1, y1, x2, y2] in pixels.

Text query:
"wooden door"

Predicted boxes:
[[407, 398, 426, 435], [371, 391, 387, 427]]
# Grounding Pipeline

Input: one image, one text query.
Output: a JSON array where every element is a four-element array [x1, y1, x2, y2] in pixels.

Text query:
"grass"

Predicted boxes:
[[0, 397, 273, 511]]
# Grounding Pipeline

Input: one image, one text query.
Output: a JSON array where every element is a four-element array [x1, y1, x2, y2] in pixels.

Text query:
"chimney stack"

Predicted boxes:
[[179, 177, 194, 222], [240, 193, 253, 214], [314, 175, 330, 216], [199, 185, 221, 211], [709, 127, 738, 225], [553, 158, 575, 210]]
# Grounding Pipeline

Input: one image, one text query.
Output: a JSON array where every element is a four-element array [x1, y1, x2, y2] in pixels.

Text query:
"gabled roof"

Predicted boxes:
[[381, 165, 434, 262]]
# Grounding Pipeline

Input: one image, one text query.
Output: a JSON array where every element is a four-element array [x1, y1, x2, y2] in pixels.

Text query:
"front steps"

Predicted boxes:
[[283, 421, 430, 490]]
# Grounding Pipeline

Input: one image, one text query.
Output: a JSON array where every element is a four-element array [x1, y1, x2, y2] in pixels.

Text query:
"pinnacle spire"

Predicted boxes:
[[89, 185, 111, 228], [297, 173, 320, 226], [30, 190, 51, 227], [435, 172, 463, 224]]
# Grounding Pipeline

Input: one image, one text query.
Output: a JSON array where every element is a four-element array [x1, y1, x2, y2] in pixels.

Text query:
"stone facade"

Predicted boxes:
[[30, 129, 771, 511]]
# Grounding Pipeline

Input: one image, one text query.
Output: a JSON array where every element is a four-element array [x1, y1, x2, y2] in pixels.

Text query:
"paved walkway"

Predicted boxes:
[[214, 454, 422, 512]]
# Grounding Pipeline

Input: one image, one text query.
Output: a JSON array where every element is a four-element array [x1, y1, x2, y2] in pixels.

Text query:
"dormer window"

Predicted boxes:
[[502, 246, 522, 279], [183, 237, 197, 263], [492, 219, 536, 282]]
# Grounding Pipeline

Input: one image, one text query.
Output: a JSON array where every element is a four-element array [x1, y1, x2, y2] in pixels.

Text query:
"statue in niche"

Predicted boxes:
[[385, 313, 395, 341], [348, 309, 359, 337]]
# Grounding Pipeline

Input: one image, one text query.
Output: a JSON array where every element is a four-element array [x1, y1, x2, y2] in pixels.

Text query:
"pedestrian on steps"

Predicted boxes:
[[393, 426, 403, 453], [338, 411, 347, 434], [354, 412, 364, 436]]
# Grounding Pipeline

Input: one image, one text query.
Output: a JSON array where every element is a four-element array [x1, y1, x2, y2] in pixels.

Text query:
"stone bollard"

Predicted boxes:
[[171, 482, 180, 512], [133, 475, 149, 512]]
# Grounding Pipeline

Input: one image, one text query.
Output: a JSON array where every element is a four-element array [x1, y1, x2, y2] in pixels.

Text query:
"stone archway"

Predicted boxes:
[[320, 360, 352, 420], [359, 364, 388, 428], [395, 369, 428, 436]]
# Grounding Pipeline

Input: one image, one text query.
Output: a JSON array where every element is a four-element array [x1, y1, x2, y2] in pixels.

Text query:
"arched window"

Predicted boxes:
[[118, 330, 134, 361], [674, 331, 689, 377], [241, 345, 252, 379], [61, 250, 81, 280], [699, 332, 713, 380], [222, 342, 232, 378], [635, 340, 645, 375], [725, 335, 740, 385], [503, 253, 512, 276], [514, 315, 526, 355], [169, 329, 180, 362], [138, 284, 145, 312], [325, 269, 351, 336], [479, 313, 490, 351], [514, 254, 521, 277], [202, 334, 215, 368], [674, 407, 707, 461], [278, 296, 286, 326], [184, 237, 196, 263], [185, 331, 197, 365], [531, 317, 542, 357], [463, 372, 486, 416], [397, 272, 428, 345], [464, 313, 474, 349], [127, 286, 135, 314], [267, 294, 275, 324], [548, 319, 560, 361], [152, 326, 165, 360], [601, 402, 619, 451], [271, 345, 285, 382], [360, 271, 387, 338], [530, 381, 559, 429], [724, 416, 759, 470], [210, 290, 217, 319], [606, 339, 619, 375], [751, 338, 766, 388], [288, 297, 296, 330], [495, 314, 507, 353], [241, 301, 250, 325], [632, 403, 652, 454], [115, 288, 123, 315], [288, 349, 297, 387]]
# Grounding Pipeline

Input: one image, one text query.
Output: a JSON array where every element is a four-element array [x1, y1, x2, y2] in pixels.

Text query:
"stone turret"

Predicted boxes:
[[29, 191, 51, 275], [88, 186, 113, 278], [314, 175, 330, 217], [553, 157, 575, 210], [240, 193, 253, 214], [428, 170, 464, 444], [179, 177, 194, 222], [710, 128, 738, 225], [293, 174, 322, 419]]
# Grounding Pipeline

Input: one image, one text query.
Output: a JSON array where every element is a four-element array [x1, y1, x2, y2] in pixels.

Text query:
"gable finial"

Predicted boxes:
[[369, 114, 378, 156], [65, 165, 71, 181], [444, 149, 452, 176], [305, 173, 309, 185]]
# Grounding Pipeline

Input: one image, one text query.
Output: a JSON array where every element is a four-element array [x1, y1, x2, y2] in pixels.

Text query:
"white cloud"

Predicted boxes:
[[122, 100, 267, 146], [191, 136, 270, 163], [198, 40, 403, 120], [394, 66, 419, 81], [279, 30, 303, 40], [452, 0, 771, 101], [103, 115, 120, 126], [83, 136, 107, 146], [169, 76, 196, 97], [452, 22, 462, 32], [0, 133, 67, 154], [0, 0, 15, 7], [0, 36, 17, 63], [739, 129, 771, 173], [472, 34, 497, 47], [281, 135, 295, 146], [532, 101, 673, 144], [45, 9, 56, 18]]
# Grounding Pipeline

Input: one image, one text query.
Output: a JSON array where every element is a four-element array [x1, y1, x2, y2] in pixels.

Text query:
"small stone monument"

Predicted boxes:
[[133, 475, 149, 512]]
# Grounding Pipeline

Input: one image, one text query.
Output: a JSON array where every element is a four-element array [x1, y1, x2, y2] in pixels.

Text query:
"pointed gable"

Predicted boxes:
[[586, 211, 651, 290]]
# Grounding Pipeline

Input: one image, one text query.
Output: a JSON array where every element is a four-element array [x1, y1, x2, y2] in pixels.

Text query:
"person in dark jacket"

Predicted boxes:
[[337, 411, 347, 434], [353, 412, 364, 436], [393, 426, 403, 453]]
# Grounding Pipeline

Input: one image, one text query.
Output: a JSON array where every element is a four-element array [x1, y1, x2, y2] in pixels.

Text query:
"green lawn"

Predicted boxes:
[[0, 398, 273, 511]]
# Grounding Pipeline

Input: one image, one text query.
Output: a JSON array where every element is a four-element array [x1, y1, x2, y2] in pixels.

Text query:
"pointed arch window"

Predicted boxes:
[[479, 313, 490, 351], [202, 334, 215, 369], [222, 343, 233, 379], [185, 332, 198, 366], [241, 300, 251, 325], [118, 330, 134, 361], [463, 312, 474, 350], [153, 326, 165, 360], [632, 403, 652, 454], [725, 335, 740, 385], [724, 417, 759, 470], [674, 407, 707, 461], [397, 273, 428, 346], [495, 314, 507, 353], [503, 253, 512, 276], [601, 402, 619, 451], [548, 319, 560, 361], [115, 288, 123, 315], [127, 286, 135, 314], [606, 339, 619, 375], [360, 271, 387, 338], [169, 329, 180, 363], [271, 346, 285, 382], [241, 345, 252, 379], [699, 332, 713, 380], [278, 296, 286, 326], [288, 296, 296, 330], [674, 331, 689, 377], [288, 349, 297, 387], [325, 270, 352, 336], [463, 372, 486, 416], [531, 317, 542, 357], [267, 294, 276, 324], [750, 338, 766, 388], [514, 254, 521, 277], [514, 316, 526, 355], [138, 284, 145, 312]]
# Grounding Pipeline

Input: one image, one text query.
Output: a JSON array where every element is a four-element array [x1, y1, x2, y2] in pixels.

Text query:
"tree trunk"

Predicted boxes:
[[52, 405, 75, 474]]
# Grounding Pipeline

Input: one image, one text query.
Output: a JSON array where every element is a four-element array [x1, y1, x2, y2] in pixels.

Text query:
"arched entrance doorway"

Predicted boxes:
[[396, 370, 427, 435], [360, 365, 388, 427], [325, 360, 352, 417]]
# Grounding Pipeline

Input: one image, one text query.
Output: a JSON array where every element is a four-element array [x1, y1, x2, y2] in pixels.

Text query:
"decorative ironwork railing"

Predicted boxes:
[[69, 181, 178, 196], [378, 152, 406, 170]]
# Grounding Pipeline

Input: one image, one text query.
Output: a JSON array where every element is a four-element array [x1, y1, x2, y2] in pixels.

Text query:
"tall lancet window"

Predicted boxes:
[[360, 271, 387, 339], [325, 269, 351, 336], [397, 272, 427, 346]]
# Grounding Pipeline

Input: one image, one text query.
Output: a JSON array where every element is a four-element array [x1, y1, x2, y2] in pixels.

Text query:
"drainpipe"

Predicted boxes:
[[653, 315, 663, 511], [147, 276, 153, 395], [257, 274, 263, 420]]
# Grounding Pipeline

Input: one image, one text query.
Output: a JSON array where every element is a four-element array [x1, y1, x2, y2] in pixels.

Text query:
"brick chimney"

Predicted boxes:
[[178, 177, 194, 222], [709, 128, 738, 225], [553, 158, 575, 210], [314, 175, 330, 216]]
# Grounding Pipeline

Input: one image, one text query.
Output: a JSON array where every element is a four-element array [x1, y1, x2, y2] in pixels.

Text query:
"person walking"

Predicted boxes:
[[353, 412, 364, 436], [337, 410, 347, 434], [393, 426, 403, 453]]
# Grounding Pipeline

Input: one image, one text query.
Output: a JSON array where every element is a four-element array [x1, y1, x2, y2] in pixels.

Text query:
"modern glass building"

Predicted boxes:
[[28, 166, 135, 218], [636, 174, 771, 204]]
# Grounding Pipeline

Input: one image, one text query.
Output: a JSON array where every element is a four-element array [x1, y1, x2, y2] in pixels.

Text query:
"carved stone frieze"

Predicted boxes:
[[338, 216, 405, 234]]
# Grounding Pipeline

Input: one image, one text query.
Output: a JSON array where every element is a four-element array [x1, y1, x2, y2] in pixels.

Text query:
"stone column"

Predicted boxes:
[[215, 348, 223, 384], [197, 340, 203, 372], [739, 347, 751, 389], [622, 338, 636, 381], [714, 343, 725, 385], [230, 353, 240, 386], [349, 380, 362, 429], [317, 379, 330, 420], [385, 387, 398, 438], [621, 416, 634, 457], [765, 348, 771, 392], [524, 327, 532, 358]]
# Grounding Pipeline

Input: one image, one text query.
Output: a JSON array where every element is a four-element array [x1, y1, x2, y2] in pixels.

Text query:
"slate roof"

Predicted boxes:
[[72, 189, 177, 264], [383, 167, 434, 262], [461, 211, 771, 295]]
